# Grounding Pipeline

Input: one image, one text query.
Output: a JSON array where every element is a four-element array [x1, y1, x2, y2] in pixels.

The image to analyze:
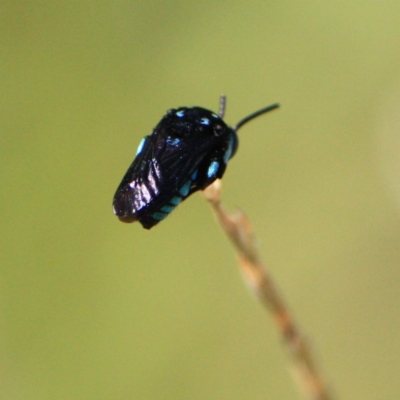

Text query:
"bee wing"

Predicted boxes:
[[155, 134, 217, 192], [113, 133, 217, 219]]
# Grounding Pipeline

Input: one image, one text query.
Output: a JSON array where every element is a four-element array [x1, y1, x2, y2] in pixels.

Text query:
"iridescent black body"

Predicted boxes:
[[113, 97, 279, 229]]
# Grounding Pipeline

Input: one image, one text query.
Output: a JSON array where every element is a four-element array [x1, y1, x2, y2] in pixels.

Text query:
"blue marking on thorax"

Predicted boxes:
[[161, 205, 175, 214], [207, 161, 219, 178], [179, 180, 191, 197], [170, 196, 182, 206], [152, 211, 168, 221], [200, 117, 210, 125], [167, 137, 181, 146], [136, 138, 146, 155], [223, 135, 235, 163], [176, 110, 185, 117]]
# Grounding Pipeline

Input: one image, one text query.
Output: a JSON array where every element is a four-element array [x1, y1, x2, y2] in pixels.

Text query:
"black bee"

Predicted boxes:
[[113, 96, 279, 229]]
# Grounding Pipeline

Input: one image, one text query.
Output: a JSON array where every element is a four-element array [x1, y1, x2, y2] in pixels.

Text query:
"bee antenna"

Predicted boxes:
[[219, 95, 226, 119], [234, 103, 280, 131]]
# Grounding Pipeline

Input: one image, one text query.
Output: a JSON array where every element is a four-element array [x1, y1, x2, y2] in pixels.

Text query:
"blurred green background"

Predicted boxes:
[[2, 1, 400, 399]]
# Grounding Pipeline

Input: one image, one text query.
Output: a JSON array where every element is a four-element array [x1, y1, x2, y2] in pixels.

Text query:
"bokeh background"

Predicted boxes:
[[2, 2, 400, 399]]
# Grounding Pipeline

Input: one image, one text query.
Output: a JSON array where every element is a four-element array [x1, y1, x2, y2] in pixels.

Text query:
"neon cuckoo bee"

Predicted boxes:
[[112, 96, 279, 229]]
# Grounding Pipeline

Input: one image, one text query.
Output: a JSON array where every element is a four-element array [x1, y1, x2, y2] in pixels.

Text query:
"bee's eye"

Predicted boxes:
[[213, 124, 224, 136]]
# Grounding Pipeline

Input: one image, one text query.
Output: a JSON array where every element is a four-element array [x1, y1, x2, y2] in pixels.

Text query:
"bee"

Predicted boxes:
[[113, 96, 279, 229]]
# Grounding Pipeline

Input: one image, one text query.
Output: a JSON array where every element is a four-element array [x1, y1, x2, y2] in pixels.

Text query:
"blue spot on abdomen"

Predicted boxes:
[[170, 196, 182, 206], [161, 205, 175, 213], [191, 169, 198, 180], [179, 180, 191, 197], [152, 212, 168, 221]]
